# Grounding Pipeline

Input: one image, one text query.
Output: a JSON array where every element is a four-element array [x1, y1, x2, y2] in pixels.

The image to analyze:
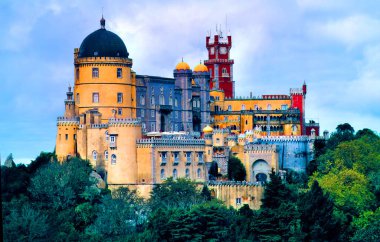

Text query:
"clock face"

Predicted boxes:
[[210, 47, 215, 55], [220, 47, 227, 54]]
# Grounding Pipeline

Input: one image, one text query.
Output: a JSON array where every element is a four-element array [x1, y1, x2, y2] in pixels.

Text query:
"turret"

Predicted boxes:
[[64, 86, 76, 118]]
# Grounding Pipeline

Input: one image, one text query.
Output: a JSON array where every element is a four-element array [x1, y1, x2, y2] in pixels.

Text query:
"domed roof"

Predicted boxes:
[[78, 18, 129, 58], [175, 60, 190, 71], [194, 63, 208, 72], [203, 125, 213, 133]]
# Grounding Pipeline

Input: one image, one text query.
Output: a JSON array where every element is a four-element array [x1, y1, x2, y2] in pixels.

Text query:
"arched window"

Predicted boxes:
[[104, 150, 108, 160], [140, 95, 145, 105], [292, 125, 298, 132], [197, 168, 201, 178], [174, 98, 178, 107], [111, 154, 116, 165], [92, 150, 97, 161], [242, 104, 246, 110], [105, 131, 109, 141], [169, 96, 173, 105], [267, 104, 272, 110], [151, 96, 155, 106], [161, 169, 165, 180], [185, 168, 190, 178], [173, 169, 178, 179], [228, 105, 232, 111], [159, 95, 165, 105]]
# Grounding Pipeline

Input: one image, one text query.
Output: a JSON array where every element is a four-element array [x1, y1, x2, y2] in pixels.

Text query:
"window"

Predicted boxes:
[[198, 152, 203, 163], [92, 150, 97, 161], [118, 108, 122, 115], [151, 110, 155, 117], [174, 152, 179, 164], [92, 68, 99, 78], [117, 68, 122, 78], [92, 93, 99, 103], [160, 152, 167, 163], [185, 168, 190, 178], [140, 95, 145, 105], [141, 109, 145, 117], [105, 131, 109, 141], [197, 168, 201, 178], [160, 169, 165, 180], [151, 123, 155, 131], [281, 104, 288, 110], [151, 96, 155, 106], [76, 93, 80, 103], [174, 98, 178, 107], [216, 96, 220, 101], [175, 111, 178, 119], [242, 104, 246, 110], [73, 134, 76, 140], [110, 135, 116, 148], [117, 93, 123, 103], [267, 104, 272, 110], [169, 96, 173, 105], [111, 154, 116, 165], [159, 95, 164, 105], [186, 152, 191, 164], [174, 124, 178, 131], [236, 198, 242, 205], [75, 68, 79, 80], [65, 134, 68, 140], [142, 122, 146, 131], [173, 169, 178, 179], [104, 150, 108, 160], [59, 134, 61, 140]]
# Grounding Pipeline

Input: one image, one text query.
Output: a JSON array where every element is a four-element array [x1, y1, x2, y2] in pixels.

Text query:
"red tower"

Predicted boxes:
[[205, 31, 235, 98], [290, 82, 307, 135]]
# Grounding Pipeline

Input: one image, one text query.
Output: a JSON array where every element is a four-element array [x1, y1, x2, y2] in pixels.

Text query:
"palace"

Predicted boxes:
[[55, 17, 323, 201]]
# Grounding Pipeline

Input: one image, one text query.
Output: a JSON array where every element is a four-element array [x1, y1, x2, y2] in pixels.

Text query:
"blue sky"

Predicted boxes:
[[1, 0, 380, 163]]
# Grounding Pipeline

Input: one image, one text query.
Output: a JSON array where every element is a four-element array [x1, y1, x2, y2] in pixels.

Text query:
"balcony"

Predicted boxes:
[[159, 105, 172, 113]]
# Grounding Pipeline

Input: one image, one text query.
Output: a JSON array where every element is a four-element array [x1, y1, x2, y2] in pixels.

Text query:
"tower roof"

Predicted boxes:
[[78, 17, 129, 58], [175, 60, 191, 71], [193, 63, 208, 72]]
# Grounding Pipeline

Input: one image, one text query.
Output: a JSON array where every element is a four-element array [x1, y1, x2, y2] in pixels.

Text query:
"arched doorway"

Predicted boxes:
[[252, 159, 270, 182]]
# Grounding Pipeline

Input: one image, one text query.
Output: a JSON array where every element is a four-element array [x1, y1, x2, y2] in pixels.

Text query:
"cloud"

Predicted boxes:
[[311, 15, 380, 48]]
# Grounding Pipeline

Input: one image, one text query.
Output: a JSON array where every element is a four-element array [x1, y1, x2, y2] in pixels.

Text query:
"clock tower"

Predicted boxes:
[[205, 30, 235, 98]]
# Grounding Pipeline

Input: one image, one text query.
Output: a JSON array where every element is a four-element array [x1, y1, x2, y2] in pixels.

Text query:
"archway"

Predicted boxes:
[[252, 159, 271, 182]]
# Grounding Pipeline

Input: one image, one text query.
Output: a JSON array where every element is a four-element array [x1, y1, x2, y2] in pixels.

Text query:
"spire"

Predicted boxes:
[[100, 14, 105, 29]]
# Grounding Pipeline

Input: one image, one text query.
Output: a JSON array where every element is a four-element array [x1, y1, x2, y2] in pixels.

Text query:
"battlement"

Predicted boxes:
[[208, 180, 262, 187], [57, 116, 79, 126], [108, 118, 141, 127], [137, 137, 205, 147], [90, 123, 109, 129], [260, 135, 311, 142], [290, 88, 303, 95], [213, 128, 230, 134], [245, 144, 278, 153]]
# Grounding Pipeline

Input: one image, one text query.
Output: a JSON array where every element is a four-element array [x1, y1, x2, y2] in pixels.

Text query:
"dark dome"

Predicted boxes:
[[78, 28, 129, 58]]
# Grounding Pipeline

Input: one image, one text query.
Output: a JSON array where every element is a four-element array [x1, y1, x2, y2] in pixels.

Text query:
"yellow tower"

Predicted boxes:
[[56, 17, 141, 184]]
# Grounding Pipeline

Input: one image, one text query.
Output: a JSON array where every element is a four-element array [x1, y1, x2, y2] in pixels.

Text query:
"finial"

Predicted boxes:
[[200, 60, 202, 64], [182, 57, 184, 62], [100, 11, 105, 29]]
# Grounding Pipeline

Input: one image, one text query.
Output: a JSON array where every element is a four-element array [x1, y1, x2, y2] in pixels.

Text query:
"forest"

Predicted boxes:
[[1, 123, 380, 241]]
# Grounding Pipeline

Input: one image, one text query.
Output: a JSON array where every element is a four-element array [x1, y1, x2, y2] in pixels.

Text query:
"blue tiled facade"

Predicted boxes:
[[136, 68, 210, 133]]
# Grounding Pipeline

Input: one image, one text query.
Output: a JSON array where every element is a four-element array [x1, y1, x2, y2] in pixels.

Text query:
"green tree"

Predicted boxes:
[[228, 156, 246, 181], [299, 181, 339, 241], [86, 187, 147, 240], [3, 204, 49, 242], [149, 177, 204, 210], [352, 208, 380, 242], [201, 184, 212, 201], [251, 171, 300, 241]]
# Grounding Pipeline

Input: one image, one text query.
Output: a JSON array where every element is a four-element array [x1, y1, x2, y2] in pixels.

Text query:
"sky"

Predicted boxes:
[[1, 0, 380, 163]]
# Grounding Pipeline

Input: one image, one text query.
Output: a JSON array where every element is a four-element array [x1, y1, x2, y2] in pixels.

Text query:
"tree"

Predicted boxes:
[[86, 187, 147, 240], [325, 123, 355, 150], [299, 181, 339, 241], [352, 208, 380, 242], [228, 156, 246, 181], [3, 204, 50, 242], [251, 170, 300, 241], [149, 177, 204, 210], [201, 184, 212, 201]]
